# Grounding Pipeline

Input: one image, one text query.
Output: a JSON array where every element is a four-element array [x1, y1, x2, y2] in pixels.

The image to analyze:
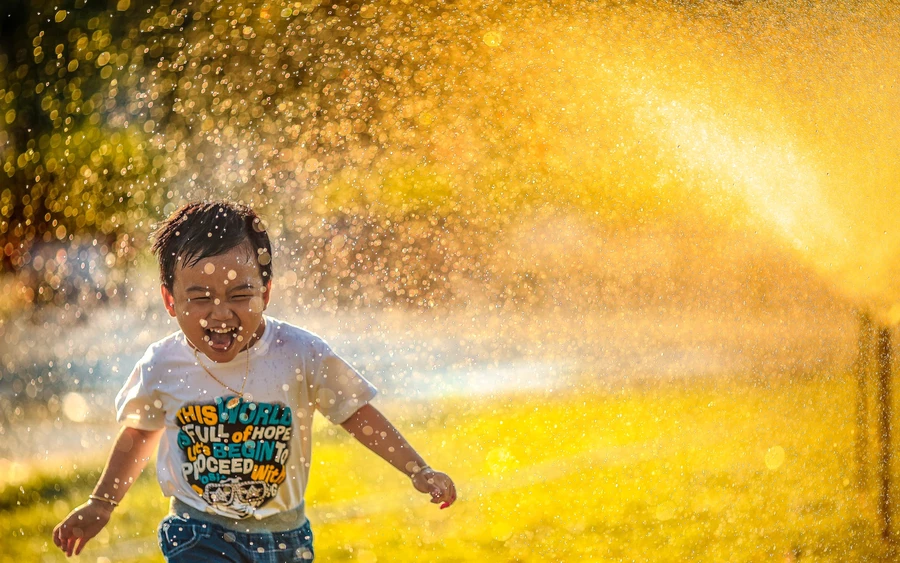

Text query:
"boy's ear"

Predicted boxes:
[[161, 285, 177, 317], [262, 280, 272, 309]]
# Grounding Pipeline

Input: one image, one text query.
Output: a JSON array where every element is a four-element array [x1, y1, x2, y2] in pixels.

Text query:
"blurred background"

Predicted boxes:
[[1, 0, 899, 561]]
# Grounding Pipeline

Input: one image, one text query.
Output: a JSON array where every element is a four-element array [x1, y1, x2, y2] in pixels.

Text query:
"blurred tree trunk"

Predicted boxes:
[[876, 326, 893, 544], [855, 311, 873, 490]]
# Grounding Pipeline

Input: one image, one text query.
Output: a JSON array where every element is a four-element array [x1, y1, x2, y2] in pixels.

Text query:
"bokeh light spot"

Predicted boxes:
[[765, 446, 786, 470], [655, 501, 677, 521], [491, 521, 515, 541], [62, 392, 89, 423], [483, 31, 503, 47]]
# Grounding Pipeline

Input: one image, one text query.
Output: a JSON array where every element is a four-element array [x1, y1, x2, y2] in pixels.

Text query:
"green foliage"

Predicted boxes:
[[1, 0, 505, 312], [0, 0, 173, 262]]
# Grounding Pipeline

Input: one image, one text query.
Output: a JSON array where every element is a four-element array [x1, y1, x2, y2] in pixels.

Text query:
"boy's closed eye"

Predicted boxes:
[[185, 288, 212, 300]]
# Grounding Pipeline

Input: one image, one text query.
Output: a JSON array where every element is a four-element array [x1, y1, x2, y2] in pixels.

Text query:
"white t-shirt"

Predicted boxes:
[[115, 316, 377, 521]]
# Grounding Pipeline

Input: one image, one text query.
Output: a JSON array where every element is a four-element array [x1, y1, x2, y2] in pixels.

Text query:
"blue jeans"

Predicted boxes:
[[158, 514, 314, 562]]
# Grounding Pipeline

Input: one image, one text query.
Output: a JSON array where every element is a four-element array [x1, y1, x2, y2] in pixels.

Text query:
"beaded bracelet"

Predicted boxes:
[[89, 494, 119, 508]]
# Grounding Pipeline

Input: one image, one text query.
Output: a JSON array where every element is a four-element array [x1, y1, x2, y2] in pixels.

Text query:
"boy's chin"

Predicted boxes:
[[193, 338, 241, 362], [203, 345, 241, 362]]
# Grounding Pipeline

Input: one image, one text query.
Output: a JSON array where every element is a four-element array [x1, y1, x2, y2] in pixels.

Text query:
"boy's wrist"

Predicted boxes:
[[88, 494, 119, 511], [408, 463, 432, 479]]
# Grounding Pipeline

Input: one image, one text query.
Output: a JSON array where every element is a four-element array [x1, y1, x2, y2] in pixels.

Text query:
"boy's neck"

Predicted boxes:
[[242, 316, 267, 352]]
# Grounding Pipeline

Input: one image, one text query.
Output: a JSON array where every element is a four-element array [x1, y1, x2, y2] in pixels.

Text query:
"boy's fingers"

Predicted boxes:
[[439, 491, 455, 509], [74, 536, 88, 556], [443, 484, 457, 508], [441, 477, 455, 497], [64, 527, 84, 557], [441, 482, 457, 509], [429, 479, 454, 504], [418, 472, 457, 508]]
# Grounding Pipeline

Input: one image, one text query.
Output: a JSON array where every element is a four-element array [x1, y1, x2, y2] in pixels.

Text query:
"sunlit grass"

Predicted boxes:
[[1, 372, 886, 562]]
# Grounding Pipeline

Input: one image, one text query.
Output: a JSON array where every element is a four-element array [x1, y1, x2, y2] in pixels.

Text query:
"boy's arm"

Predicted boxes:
[[52, 426, 163, 557], [340, 403, 457, 509]]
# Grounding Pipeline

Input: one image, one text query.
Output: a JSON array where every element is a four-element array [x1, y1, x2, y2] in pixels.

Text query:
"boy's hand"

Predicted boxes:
[[411, 468, 457, 509], [52, 500, 114, 557]]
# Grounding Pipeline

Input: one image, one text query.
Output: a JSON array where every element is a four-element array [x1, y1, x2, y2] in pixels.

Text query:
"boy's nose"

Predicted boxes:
[[209, 300, 233, 321]]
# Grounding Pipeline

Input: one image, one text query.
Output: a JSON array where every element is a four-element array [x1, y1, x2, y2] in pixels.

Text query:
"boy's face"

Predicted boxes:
[[161, 243, 271, 363]]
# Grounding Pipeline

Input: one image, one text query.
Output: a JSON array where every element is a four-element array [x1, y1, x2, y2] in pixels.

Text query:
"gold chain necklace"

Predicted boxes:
[[192, 345, 249, 408]]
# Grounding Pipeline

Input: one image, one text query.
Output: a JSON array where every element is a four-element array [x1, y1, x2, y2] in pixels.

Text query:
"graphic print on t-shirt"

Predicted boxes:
[[177, 397, 292, 517]]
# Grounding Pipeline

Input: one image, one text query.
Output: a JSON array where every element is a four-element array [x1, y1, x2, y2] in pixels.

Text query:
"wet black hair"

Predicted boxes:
[[151, 201, 273, 291]]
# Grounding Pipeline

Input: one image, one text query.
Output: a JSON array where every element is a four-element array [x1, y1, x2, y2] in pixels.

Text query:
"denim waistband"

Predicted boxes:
[[169, 496, 308, 533]]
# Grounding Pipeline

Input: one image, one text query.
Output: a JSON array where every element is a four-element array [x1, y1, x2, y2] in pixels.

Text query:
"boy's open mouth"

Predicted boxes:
[[205, 326, 238, 351]]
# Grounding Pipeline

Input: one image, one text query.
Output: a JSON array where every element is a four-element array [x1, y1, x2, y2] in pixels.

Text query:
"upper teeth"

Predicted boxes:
[[210, 328, 233, 333]]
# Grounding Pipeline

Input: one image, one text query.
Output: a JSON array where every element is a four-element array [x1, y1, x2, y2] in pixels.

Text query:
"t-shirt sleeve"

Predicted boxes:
[[308, 339, 378, 424], [115, 346, 166, 430]]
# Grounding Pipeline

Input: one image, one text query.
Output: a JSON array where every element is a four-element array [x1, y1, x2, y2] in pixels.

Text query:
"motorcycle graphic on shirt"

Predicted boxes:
[[176, 397, 292, 518]]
